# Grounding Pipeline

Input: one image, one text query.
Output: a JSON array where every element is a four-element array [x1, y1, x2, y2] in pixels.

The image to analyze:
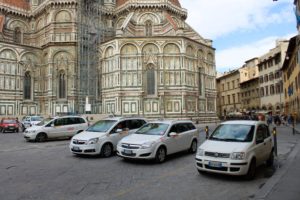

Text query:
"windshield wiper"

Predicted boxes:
[[209, 137, 223, 141], [221, 138, 241, 142]]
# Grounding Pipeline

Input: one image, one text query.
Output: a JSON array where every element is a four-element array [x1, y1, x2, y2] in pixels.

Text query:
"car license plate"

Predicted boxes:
[[209, 161, 222, 168], [73, 146, 80, 151], [123, 149, 133, 154]]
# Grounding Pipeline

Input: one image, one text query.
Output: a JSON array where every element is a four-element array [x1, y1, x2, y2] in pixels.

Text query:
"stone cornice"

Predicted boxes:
[[115, 0, 187, 19], [0, 2, 29, 17]]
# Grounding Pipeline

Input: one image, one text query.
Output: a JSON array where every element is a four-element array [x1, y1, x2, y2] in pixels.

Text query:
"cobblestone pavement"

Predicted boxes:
[[0, 124, 298, 200]]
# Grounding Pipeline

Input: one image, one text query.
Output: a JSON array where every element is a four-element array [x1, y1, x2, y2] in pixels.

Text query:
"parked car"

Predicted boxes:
[[0, 118, 20, 133], [117, 120, 199, 163], [22, 115, 44, 130], [23, 116, 88, 142], [195, 120, 274, 180], [69, 117, 146, 157]]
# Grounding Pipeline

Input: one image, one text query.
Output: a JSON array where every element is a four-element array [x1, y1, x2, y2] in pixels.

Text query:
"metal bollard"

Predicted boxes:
[[293, 121, 295, 135], [273, 127, 277, 157], [205, 126, 209, 139]]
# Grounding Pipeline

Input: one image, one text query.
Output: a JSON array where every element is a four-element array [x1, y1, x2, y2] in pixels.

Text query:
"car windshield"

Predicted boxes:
[[32, 116, 43, 121], [86, 120, 117, 132], [209, 124, 255, 142], [3, 120, 16, 123], [37, 118, 54, 126], [135, 123, 169, 135]]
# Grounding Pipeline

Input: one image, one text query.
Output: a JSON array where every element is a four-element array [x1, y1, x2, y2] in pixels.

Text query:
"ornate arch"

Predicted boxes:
[[0, 49, 17, 60], [55, 10, 72, 23], [142, 43, 159, 67], [20, 52, 39, 72], [186, 45, 196, 57], [7, 19, 29, 32], [163, 43, 180, 54], [120, 43, 138, 55], [53, 51, 72, 71], [137, 12, 160, 25], [116, 17, 126, 29], [207, 52, 214, 62], [104, 46, 114, 58], [36, 17, 44, 30]]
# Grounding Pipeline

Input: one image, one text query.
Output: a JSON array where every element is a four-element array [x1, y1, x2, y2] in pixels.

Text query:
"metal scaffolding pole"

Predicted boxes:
[[77, 0, 103, 114]]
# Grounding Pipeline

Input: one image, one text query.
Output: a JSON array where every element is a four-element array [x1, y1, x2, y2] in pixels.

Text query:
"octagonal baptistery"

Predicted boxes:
[[99, 0, 217, 121]]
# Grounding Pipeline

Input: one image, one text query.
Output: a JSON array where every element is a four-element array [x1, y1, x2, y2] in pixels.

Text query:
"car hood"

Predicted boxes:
[[25, 126, 42, 132], [120, 134, 161, 145], [199, 140, 251, 153], [72, 131, 107, 140]]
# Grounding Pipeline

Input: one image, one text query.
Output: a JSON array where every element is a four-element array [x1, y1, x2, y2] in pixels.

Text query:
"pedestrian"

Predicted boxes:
[[267, 114, 273, 126], [288, 114, 292, 125]]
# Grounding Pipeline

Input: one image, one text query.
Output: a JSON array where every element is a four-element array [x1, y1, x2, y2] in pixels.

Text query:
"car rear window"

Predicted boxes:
[[3, 120, 16, 123], [31, 116, 43, 121]]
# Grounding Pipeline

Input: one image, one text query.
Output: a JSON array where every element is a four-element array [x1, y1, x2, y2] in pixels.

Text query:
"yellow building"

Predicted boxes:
[[216, 70, 241, 117], [281, 36, 300, 119]]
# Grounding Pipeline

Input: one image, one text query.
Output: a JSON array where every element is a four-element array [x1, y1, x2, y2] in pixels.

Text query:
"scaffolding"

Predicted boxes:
[[76, 0, 106, 114]]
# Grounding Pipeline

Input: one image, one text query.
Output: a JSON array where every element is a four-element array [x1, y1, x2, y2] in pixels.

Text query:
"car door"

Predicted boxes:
[[52, 118, 69, 138], [262, 124, 273, 160], [65, 117, 78, 137], [175, 123, 191, 151], [164, 124, 180, 154], [43, 120, 60, 139], [109, 121, 129, 148], [254, 125, 266, 165]]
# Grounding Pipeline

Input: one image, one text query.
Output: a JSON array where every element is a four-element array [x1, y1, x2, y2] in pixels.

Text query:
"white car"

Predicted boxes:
[[195, 120, 274, 179], [69, 117, 146, 157], [24, 116, 88, 142], [117, 120, 199, 163], [22, 116, 44, 129]]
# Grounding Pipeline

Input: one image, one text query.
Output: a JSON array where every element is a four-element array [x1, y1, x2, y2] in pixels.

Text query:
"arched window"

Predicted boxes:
[[145, 20, 152, 37], [24, 71, 31, 100], [14, 27, 22, 44], [146, 65, 155, 95], [59, 71, 66, 99]]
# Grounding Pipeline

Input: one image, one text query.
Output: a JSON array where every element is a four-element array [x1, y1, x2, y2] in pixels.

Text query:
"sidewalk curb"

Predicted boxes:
[[254, 137, 300, 200]]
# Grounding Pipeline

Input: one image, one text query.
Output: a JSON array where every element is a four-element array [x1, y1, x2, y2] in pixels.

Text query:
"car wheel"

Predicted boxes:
[[35, 133, 47, 142], [245, 159, 256, 180], [15, 128, 19, 133], [189, 140, 198, 153], [2, 128, 5, 133], [101, 143, 113, 158], [155, 147, 166, 163], [266, 150, 274, 167]]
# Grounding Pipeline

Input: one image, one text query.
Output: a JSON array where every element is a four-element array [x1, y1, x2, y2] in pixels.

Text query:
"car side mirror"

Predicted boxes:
[[51, 124, 55, 127], [169, 132, 177, 137], [116, 129, 123, 133]]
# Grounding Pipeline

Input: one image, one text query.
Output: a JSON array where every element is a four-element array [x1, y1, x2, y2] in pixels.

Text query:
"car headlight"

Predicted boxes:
[[197, 148, 204, 156], [231, 152, 246, 160], [27, 130, 36, 134], [88, 138, 99, 145], [141, 141, 155, 149]]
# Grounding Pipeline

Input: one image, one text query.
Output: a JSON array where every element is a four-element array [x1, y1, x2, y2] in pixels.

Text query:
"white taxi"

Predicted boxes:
[[69, 117, 146, 157], [117, 120, 199, 163], [196, 121, 274, 179]]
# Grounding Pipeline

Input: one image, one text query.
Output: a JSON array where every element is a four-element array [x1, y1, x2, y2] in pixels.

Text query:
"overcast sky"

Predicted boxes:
[[180, 0, 297, 72]]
